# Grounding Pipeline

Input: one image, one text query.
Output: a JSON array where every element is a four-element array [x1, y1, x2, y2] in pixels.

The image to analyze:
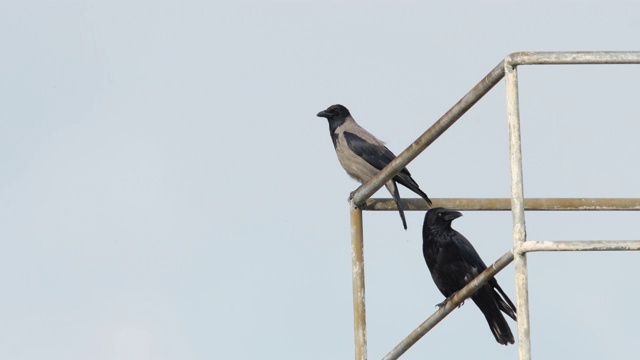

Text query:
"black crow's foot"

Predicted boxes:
[[435, 296, 450, 308], [435, 295, 464, 308]]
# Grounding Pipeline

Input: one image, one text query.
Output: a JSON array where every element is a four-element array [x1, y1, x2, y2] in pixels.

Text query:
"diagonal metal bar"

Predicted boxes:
[[382, 250, 515, 360], [380, 238, 640, 360], [350, 61, 506, 206], [354, 51, 640, 209], [362, 198, 640, 211]]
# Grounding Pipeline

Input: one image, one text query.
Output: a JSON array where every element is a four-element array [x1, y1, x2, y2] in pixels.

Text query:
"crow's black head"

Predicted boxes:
[[424, 207, 462, 229], [316, 104, 351, 121]]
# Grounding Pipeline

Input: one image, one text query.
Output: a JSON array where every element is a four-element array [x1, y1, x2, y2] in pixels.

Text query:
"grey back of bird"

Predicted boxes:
[[334, 115, 388, 184]]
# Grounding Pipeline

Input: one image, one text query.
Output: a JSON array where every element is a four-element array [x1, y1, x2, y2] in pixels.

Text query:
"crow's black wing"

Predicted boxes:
[[344, 132, 431, 205], [451, 231, 489, 273], [343, 132, 398, 171], [453, 230, 517, 319]]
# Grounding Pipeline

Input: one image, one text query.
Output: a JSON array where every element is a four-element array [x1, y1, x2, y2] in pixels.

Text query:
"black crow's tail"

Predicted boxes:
[[483, 308, 515, 345], [394, 171, 432, 206], [472, 288, 515, 345], [386, 180, 407, 230]]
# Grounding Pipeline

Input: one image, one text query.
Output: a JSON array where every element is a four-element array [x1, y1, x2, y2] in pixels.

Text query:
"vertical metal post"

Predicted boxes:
[[505, 59, 532, 360], [350, 204, 367, 360]]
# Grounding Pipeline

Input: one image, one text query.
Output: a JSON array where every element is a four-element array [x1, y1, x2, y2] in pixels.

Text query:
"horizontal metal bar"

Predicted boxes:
[[350, 61, 506, 206], [517, 240, 640, 253], [382, 250, 514, 360], [506, 51, 640, 65], [362, 198, 640, 211]]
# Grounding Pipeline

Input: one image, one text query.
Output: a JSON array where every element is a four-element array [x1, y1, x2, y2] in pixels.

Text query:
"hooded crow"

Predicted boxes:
[[317, 104, 432, 229]]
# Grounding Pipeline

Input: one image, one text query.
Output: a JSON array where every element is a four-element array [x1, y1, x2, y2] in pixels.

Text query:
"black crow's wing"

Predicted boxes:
[[494, 283, 517, 320], [454, 230, 517, 319], [344, 132, 396, 171], [452, 231, 489, 273], [344, 132, 414, 176], [343, 132, 409, 229], [344, 131, 431, 206], [395, 171, 432, 205]]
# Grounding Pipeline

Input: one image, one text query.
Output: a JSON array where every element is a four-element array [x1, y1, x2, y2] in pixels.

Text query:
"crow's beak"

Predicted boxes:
[[443, 211, 463, 221], [317, 110, 330, 118]]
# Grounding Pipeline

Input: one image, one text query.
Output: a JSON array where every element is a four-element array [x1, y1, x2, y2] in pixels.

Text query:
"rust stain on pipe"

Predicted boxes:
[[362, 198, 640, 211]]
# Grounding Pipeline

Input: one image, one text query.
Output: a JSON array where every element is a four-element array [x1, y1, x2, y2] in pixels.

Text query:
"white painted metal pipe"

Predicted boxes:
[[517, 240, 640, 253], [507, 51, 640, 65], [505, 60, 532, 360]]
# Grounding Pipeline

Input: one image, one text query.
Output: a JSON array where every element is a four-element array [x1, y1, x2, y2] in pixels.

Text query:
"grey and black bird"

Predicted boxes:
[[422, 207, 517, 345], [316, 104, 432, 230]]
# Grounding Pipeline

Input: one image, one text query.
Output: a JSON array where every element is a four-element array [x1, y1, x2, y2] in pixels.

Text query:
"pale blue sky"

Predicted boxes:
[[1, 1, 639, 359]]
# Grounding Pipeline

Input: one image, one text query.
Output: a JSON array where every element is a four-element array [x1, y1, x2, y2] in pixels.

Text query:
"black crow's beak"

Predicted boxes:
[[443, 211, 463, 221], [317, 110, 330, 118]]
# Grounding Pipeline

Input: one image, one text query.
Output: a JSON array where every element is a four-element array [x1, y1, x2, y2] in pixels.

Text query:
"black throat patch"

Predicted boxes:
[[328, 117, 346, 148]]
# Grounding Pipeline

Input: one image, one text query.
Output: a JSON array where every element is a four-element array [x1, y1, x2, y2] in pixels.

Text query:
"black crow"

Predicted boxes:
[[316, 104, 432, 229], [422, 207, 517, 345]]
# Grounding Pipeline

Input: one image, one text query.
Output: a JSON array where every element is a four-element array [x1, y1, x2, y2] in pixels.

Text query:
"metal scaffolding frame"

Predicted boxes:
[[347, 51, 640, 360]]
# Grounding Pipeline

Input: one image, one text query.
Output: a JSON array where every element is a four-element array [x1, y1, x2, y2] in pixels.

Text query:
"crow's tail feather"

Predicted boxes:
[[484, 309, 515, 345], [386, 181, 407, 230], [395, 172, 432, 206], [473, 288, 515, 345]]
